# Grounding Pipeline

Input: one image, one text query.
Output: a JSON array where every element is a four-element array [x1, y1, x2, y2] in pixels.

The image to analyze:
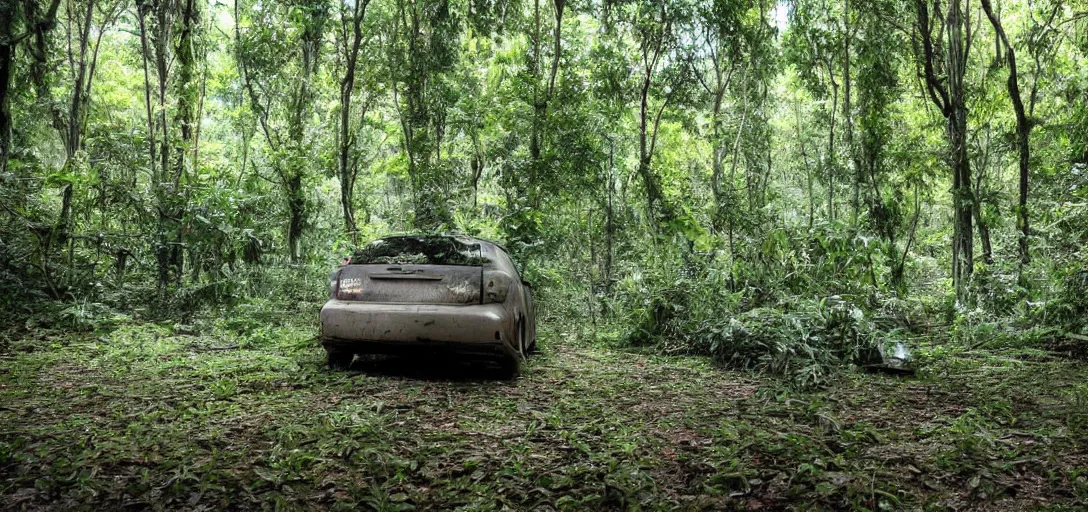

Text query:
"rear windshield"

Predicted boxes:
[[351, 236, 488, 266]]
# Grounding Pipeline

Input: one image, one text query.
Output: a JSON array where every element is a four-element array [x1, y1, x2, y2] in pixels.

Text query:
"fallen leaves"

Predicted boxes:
[[1, 324, 1087, 510]]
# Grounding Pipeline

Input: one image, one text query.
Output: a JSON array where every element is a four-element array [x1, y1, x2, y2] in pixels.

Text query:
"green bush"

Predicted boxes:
[[693, 299, 880, 388], [611, 229, 887, 388]]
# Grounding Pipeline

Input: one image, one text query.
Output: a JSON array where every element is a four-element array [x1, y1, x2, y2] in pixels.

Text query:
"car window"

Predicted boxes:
[[351, 236, 489, 266]]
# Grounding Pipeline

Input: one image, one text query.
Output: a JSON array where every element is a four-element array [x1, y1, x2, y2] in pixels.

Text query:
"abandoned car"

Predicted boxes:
[[319, 235, 536, 374]]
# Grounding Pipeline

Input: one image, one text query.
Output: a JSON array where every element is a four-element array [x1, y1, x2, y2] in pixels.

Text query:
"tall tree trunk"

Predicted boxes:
[[174, 0, 199, 183], [707, 46, 736, 232], [55, 0, 117, 249], [633, 3, 673, 231], [154, 0, 176, 287], [727, 88, 749, 258], [154, 1, 171, 186], [604, 137, 614, 290], [916, 0, 974, 304], [137, 3, 169, 289], [795, 99, 814, 231], [947, 0, 974, 302], [710, 88, 725, 229], [53, 0, 95, 244], [527, 0, 563, 209], [338, 0, 369, 245], [529, 0, 541, 169], [171, 0, 201, 280], [637, 73, 660, 221], [842, 1, 860, 228], [286, 173, 304, 262], [0, 41, 13, 177], [470, 130, 483, 209], [826, 64, 838, 222], [284, 2, 325, 262], [393, 0, 443, 232], [980, 0, 1030, 265], [0, 0, 63, 175]]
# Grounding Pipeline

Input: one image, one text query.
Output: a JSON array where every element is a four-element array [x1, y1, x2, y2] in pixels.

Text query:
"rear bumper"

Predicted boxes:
[[319, 300, 515, 357]]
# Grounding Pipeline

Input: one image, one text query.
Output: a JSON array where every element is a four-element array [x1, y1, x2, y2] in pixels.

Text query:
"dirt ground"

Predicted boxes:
[[1, 313, 1086, 511]]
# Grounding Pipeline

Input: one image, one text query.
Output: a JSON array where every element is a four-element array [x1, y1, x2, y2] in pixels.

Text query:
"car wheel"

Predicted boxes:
[[327, 350, 353, 370], [497, 353, 520, 379]]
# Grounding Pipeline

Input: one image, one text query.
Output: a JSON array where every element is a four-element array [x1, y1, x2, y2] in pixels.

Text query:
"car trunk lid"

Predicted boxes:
[[336, 264, 482, 304]]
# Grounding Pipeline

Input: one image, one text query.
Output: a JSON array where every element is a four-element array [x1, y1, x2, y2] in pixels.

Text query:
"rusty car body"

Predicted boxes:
[[319, 235, 536, 374]]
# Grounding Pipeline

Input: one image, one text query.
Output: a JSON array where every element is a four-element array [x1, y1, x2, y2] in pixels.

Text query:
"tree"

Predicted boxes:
[[236, 0, 330, 262], [786, 0, 846, 223], [619, 0, 691, 229], [526, 0, 565, 206], [914, 0, 975, 304], [980, 0, 1030, 266], [854, 0, 917, 290], [384, 0, 460, 231], [32, 0, 124, 248], [693, 0, 745, 234], [0, 0, 63, 175], [335, 0, 372, 245], [136, 0, 204, 288]]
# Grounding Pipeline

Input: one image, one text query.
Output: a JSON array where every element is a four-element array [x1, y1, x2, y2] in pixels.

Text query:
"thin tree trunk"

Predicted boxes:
[[54, 0, 97, 244], [529, 0, 541, 169], [795, 99, 814, 230], [637, 71, 666, 224], [710, 87, 728, 232], [727, 88, 749, 258], [0, 2, 15, 177], [137, 4, 167, 289], [980, 0, 1030, 265], [947, 0, 974, 302], [338, 0, 370, 245], [604, 137, 614, 290], [470, 130, 483, 209], [916, 0, 974, 304], [843, 1, 860, 228], [172, 0, 200, 282], [155, 2, 171, 185], [137, 6, 156, 179], [0, 0, 63, 175], [826, 65, 838, 222], [0, 42, 12, 176]]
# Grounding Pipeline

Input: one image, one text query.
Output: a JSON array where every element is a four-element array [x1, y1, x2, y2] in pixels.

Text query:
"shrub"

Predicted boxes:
[[692, 298, 881, 388]]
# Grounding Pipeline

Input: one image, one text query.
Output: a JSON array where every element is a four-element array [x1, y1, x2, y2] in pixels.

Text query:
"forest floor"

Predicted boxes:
[[1, 303, 1087, 511]]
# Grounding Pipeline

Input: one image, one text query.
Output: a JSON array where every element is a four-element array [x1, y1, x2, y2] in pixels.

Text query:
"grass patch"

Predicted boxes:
[[2, 307, 1087, 510]]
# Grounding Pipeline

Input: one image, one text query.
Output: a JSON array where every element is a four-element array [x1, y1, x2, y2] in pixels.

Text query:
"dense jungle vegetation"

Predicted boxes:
[[2, 0, 1088, 509]]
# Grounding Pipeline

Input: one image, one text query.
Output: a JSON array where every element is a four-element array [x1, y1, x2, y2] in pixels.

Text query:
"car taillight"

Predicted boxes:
[[328, 269, 342, 299], [338, 275, 364, 299], [483, 271, 511, 303]]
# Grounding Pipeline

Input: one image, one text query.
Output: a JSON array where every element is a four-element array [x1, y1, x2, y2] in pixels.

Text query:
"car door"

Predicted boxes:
[[497, 246, 535, 349], [489, 245, 534, 348]]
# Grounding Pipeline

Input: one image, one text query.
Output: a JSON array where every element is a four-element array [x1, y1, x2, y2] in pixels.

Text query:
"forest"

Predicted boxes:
[[1, 0, 1088, 509]]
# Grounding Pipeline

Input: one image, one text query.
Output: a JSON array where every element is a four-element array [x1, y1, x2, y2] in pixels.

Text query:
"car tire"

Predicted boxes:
[[327, 350, 353, 370], [498, 353, 520, 379]]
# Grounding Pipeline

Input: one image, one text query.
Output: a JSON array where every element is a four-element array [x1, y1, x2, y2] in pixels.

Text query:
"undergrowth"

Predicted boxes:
[[602, 225, 1086, 389], [2, 303, 1087, 510]]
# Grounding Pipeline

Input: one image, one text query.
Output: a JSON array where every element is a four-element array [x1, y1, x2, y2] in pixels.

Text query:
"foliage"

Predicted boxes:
[[2, 309, 1088, 509], [4, 1, 1088, 507], [1, 0, 1088, 386]]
